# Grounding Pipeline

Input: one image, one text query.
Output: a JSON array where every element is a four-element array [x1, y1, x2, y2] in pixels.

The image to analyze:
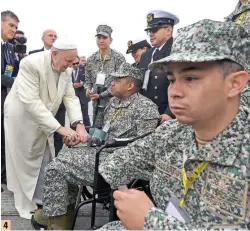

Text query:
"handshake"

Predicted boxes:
[[56, 125, 88, 146]]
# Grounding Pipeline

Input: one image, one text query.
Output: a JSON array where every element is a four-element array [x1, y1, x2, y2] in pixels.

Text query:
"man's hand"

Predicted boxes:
[[76, 124, 88, 143], [86, 89, 93, 98], [73, 81, 84, 89], [56, 126, 79, 141], [63, 136, 81, 146], [114, 189, 154, 230], [90, 94, 100, 101], [160, 113, 172, 124]]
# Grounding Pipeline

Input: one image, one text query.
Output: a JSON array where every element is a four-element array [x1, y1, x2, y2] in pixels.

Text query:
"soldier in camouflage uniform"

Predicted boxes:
[[96, 19, 250, 230], [35, 63, 160, 230], [84, 25, 126, 128], [225, 0, 250, 108]]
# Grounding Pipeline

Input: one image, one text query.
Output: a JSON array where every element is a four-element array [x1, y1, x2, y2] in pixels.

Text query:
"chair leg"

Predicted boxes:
[[71, 199, 93, 230]]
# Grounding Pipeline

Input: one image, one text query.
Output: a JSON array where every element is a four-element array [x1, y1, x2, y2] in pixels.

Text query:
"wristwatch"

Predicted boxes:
[[72, 120, 84, 127]]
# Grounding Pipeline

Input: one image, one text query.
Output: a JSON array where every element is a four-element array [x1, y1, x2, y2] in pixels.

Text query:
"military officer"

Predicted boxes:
[[139, 10, 180, 124], [32, 63, 160, 230], [126, 39, 151, 67], [225, 0, 250, 108], [98, 19, 250, 230], [84, 25, 126, 128]]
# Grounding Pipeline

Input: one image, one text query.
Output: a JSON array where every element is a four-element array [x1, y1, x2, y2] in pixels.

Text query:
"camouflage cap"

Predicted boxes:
[[149, 19, 250, 72], [110, 63, 143, 81], [96, 25, 113, 37]]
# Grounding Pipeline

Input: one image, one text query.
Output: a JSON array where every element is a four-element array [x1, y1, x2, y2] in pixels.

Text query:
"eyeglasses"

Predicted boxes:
[[72, 62, 79, 65]]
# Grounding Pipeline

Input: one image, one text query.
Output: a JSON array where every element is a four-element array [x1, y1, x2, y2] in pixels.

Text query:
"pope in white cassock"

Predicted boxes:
[[4, 38, 88, 219]]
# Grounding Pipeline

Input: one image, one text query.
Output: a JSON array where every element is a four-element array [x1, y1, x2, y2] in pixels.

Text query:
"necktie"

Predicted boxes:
[[153, 48, 161, 61]]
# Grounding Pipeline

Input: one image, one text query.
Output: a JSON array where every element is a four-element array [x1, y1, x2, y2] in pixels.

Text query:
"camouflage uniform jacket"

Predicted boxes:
[[84, 48, 126, 99], [225, 1, 250, 34], [100, 106, 250, 229], [103, 92, 160, 142]]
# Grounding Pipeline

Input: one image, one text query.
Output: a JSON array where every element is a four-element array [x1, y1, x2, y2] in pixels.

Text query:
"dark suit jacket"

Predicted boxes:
[[28, 47, 44, 55], [72, 64, 90, 105], [139, 37, 175, 118], [1, 42, 19, 115]]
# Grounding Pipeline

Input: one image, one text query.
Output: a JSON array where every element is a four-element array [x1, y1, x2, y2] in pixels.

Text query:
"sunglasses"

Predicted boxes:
[[72, 62, 79, 65], [146, 26, 169, 34]]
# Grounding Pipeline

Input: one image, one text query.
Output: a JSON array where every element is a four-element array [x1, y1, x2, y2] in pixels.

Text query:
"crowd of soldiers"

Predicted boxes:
[[1, 0, 250, 230]]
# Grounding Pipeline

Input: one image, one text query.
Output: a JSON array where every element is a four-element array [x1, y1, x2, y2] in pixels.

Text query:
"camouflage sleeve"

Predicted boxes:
[[144, 207, 202, 230], [99, 131, 158, 188], [100, 53, 126, 99], [135, 100, 160, 136], [84, 60, 93, 90]]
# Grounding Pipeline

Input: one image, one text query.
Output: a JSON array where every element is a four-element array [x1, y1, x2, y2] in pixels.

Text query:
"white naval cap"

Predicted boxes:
[[53, 37, 77, 50], [145, 10, 180, 30]]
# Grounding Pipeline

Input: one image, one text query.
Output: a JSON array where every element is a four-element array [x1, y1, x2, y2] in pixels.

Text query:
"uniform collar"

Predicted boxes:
[[180, 106, 249, 166], [96, 48, 112, 61], [110, 93, 139, 109], [225, 1, 250, 20]]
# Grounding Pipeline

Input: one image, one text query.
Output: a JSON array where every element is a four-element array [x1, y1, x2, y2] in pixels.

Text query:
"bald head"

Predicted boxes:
[[42, 29, 57, 49]]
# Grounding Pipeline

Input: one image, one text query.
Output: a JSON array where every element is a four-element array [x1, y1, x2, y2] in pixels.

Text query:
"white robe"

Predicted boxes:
[[4, 51, 82, 219]]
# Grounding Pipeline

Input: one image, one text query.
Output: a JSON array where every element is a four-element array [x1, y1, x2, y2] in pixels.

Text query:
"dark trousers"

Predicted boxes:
[[81, 103, 90, 127], [1, 115, 6, 182], [54, 104, 66, 156]]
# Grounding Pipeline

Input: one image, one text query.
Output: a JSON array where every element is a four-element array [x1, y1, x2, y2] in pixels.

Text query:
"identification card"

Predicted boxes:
[[165, 196, 191, 223], [96, 72, 106, 85], [102, 122, 111, 133], [4, 65, 14, 78]]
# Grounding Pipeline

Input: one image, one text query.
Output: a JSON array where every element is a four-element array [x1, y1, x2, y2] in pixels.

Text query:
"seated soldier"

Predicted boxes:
[[96, 20, 249, 230], [32, 63, 160, 229]]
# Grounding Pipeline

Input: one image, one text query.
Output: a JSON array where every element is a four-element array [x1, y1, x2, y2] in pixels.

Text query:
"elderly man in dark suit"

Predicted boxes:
[[28, 29, 57, 54], [1, 10, 20, 187], [72, 56, 90, 126]]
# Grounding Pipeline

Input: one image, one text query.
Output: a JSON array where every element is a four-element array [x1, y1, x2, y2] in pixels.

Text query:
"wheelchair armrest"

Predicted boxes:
[[104, 131, 153, 148]]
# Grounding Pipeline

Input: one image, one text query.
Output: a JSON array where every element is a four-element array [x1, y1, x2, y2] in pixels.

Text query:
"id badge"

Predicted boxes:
[[96, 72, 106, 85], [165, 196, 191, 223], [102, 122, 110, 133], [5, 65, 14, 77]]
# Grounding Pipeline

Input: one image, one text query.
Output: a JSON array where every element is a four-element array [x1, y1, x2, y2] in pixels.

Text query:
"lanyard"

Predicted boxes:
[[179, 161, 209, 208], [99, 51, 107, 70], [235, 10, 248, 24], [111, 108, 121, 122], [3, 43, 12, 65]]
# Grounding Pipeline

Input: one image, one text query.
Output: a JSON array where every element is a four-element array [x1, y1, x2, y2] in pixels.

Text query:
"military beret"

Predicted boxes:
[[145, 10, 179, 31], [110, 63, 143, 81], [149, 19, 250, 72], [126, 39, 151, 54]]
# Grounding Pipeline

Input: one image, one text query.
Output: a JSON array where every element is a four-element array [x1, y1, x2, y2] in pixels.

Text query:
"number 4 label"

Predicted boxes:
[[1, 220, 11, 230]]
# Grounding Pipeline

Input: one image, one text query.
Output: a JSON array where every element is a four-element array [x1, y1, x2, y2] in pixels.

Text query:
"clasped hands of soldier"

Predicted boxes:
[[86, 88, 100, 101], [57, 125, 88, 146]]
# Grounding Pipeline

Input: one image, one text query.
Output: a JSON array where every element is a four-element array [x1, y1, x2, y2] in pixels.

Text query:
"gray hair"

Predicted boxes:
[[1, 10, 19, 22]]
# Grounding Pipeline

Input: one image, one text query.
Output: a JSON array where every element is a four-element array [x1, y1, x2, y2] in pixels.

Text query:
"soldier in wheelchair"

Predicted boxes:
[[31, 63, 160, 230]]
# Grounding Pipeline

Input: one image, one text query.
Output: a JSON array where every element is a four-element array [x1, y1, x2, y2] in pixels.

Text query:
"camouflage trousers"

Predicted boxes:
[[42, 146, 111, 217]]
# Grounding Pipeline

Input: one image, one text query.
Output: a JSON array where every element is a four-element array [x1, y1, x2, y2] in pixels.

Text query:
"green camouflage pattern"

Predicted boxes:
[[96, 24, 113, 37], [99, 106, 250, 230], [84, 48, 126, 127], [42, 93, 160, 217], [110, 63, 143, 81], [225, 0, 250, 34]]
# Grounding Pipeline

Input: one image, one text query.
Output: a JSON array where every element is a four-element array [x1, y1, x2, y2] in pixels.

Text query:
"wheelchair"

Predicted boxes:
[[70, 132, 153, 230]]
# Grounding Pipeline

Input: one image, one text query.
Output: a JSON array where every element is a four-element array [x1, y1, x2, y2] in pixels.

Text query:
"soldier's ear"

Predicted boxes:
[[226, 71, 248, 98], [127, 81, 134, 91]]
